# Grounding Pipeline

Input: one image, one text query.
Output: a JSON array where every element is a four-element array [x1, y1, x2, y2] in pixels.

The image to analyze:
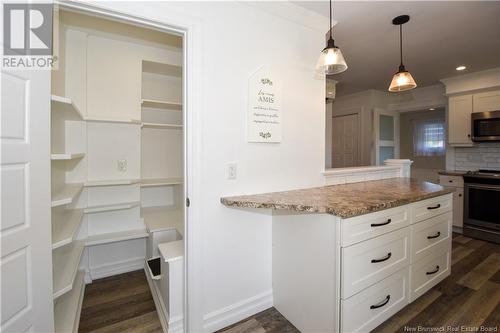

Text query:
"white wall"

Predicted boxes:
[[81, 1, 327, 331]]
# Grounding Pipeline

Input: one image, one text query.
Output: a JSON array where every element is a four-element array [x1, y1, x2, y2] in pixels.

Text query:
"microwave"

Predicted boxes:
[[471, 110, 500, 142]]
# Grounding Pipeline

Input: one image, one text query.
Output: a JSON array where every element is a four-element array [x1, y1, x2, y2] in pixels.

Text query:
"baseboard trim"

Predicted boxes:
[[168, 314, 184, 333], [202, 290, 273, 332], [89, 256, 145, 280]]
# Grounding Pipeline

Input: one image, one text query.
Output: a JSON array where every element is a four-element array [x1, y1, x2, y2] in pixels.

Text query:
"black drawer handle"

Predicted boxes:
[[371, 218, 392, 227], [426, 265, 440, 275], [371, 252, 392, 263], [370, 295, 391, 309], [427, 204, 441, 210], [427, 231, 441, 239]]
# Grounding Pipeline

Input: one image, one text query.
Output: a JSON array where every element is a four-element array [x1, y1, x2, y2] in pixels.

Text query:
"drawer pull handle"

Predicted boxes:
[[371, 219, 392, 227], [371, 252, 392, 263], [427, 204, 441, 210], [427, 231, 441, 239], [426, 265, 440, 275], [370, 295, 391, 309]]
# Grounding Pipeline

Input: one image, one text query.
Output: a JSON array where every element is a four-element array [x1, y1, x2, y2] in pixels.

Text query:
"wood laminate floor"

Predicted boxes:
[[79, 234, 499, 333]]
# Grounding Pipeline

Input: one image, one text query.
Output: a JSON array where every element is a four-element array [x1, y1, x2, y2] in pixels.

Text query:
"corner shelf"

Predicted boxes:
[[85, 117, 141, 124], [51, 95, 84, 119], [141, 122, 182, 129], [52, 209, 84, 250], [51, 153, 85, 161], [51, 184, 83, 208], [54, 270, 85, 333], [85, 229, 149, 246], [53, 241, 85, 299], [141, 178, 183, 187], [84, 201, 140, 214], [141, 99, 182, 110], [141, 206, 183, 234], [84, 179, 140, 187]]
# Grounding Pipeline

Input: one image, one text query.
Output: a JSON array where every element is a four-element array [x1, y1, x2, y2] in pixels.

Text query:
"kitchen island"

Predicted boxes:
[[221, 178, 454, 333]]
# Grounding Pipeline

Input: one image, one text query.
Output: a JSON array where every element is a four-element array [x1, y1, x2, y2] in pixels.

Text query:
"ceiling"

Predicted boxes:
[[293, 1, 500, 96]]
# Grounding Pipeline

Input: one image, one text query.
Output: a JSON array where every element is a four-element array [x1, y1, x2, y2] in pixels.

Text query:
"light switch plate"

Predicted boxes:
[[117, 159, 127, 172]]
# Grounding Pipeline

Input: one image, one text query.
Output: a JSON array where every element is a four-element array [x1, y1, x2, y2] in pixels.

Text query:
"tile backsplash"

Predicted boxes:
[[454, 142, 500, 171]]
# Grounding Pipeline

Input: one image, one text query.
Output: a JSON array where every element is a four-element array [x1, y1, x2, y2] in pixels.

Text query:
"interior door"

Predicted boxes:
[[332, 113, 359, 168], [374, 108, 400, 165], [1, 69, 54, 332]]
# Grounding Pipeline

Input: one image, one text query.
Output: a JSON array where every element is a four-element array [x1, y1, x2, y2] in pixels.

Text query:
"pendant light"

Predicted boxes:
[[388, 15, 417, 92], [316, 0, 347, 75]]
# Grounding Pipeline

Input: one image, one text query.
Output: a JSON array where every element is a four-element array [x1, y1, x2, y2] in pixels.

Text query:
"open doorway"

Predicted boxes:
[[50, 7, 187, 333]]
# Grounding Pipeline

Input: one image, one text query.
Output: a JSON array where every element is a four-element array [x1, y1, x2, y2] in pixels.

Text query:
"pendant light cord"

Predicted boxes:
[[400, 24, 403, 67], [329, 0, 333, 40]]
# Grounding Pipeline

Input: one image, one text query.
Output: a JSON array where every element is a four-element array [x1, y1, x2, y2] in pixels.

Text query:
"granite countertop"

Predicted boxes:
[[438, 170, 467, 176], [221, 178, 454, 219]]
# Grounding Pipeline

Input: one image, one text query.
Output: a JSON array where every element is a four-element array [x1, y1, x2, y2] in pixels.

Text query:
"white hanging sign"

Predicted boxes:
[[247, 67, 282, 142]]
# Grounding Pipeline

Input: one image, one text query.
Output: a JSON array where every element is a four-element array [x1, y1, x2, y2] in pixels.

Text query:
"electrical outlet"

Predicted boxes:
[[226, 162, 237, 180], [117, 159, 127, 172]]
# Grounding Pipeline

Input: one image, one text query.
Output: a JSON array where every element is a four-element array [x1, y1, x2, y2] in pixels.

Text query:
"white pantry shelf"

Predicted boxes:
[[85, 229, 149, 246], [141, 99, 182, 110], [54, 270, 85, 333], [142, 60, 182, 77], [84, 201, 140, 214], [140, 178, 183, 187], [52, 209, 84, 250], [53, 241, 84, 299], [51, 152, 85, 161], [51, 95, 84, 119], [141, 206, 183, 234], [141, 122, 183, 129], [51, 183, 83, 207], [85, 117, 141, 124], [84, 179, 140, 187]]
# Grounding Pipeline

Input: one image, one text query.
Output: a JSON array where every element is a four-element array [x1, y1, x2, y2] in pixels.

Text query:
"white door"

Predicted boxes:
[[374, 108, 400, 165], [1, 69, 54, 332], [332, 113, 359, 168]]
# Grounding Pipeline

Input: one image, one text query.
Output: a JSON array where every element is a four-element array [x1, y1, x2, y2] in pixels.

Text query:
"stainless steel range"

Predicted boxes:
[[463, 169, 500, 243]]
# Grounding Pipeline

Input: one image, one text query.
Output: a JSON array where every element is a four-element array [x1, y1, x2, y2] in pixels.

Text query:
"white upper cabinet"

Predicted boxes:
[[473, 90, 500, 113], [448, 94, 473, 146]]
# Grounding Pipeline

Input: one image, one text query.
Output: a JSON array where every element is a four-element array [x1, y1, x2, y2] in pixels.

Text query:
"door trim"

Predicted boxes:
[[54, 1, 204, 330]]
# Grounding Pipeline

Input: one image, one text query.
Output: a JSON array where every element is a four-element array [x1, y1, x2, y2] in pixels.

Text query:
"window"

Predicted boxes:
[[413, 120, 445, 156]]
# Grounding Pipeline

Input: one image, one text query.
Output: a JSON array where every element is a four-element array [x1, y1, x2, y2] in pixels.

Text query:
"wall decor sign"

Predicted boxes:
[[247, 67, 282, 142]]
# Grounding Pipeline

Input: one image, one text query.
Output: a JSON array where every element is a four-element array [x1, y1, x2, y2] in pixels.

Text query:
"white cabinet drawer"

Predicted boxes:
[[341, 267, 409, 333], [411, 212, 452, 263], [412, 194, 452, 223], [410, 250, 450, 302], [341, 205, 411, 246], [438, 175, 463, 188], [342, 227, 410, 298]]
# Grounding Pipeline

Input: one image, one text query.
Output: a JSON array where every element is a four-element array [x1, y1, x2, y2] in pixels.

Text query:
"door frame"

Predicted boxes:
[[373, 107, 400, 165], [54, 1, 204, 331], [331, 112, 361, 168]]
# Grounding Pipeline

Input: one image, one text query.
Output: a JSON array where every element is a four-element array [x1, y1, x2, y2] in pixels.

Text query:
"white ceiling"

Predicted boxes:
[[293, 1, 500, 96]]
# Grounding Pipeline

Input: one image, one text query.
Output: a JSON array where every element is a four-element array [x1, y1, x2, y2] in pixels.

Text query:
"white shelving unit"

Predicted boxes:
[[51, 184, 83, 207], [142, 122, 182, 129], [52, 209, 84, 250], [54, 270, 85, 333], [85, 229, 149, 246], [52, 241, 85, 299], [84, 201, 140, 214], [51, 153, 85, 160], [141, 178, 183, 187], [142, 206, 183, 234], [85, 117, 142, 124], [84, 179, 140, 187], [141, 99, 182, 110], [51, 95, 84, 119]]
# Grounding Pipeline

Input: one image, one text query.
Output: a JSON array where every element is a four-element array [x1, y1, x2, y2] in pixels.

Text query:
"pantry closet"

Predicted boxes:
[[50, 10, 185, 333]]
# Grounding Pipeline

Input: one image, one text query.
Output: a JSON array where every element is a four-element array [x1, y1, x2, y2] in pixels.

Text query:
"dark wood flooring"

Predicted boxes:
[[219, 233, 500, 333], [79, 234, 499, 333], [78, 270, 162, 333]]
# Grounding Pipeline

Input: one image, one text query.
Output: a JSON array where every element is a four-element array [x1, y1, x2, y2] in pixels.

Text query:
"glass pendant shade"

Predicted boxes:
[[317, 45, 348, 75], [388, 68, 417, 92]]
